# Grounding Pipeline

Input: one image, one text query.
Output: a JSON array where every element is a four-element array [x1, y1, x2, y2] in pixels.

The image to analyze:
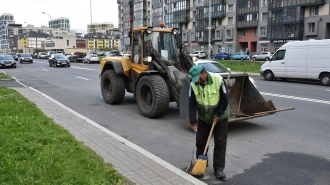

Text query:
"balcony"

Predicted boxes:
[[269, 0, 325, 10], [236, 20, 258, 28]]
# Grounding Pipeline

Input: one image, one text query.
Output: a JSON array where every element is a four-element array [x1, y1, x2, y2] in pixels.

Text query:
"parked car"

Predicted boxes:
[[0, 55, 16, 68], [212, 52, 231, 60], [194, 60, 257, 88], [105, 52, 122, 57], [37, 52, 47, 59], [260, 39, 330, 86], [48, 54, 70, 67], [189, 51, 206, 59], [20, 53, 33, 63], [230, 52, 249, 60], [252, 52, 274, 61], [8, 52, 18, 61], [71, 52, 86, 62], [121, 53, 131, 58], [83, 54, 100, 64]]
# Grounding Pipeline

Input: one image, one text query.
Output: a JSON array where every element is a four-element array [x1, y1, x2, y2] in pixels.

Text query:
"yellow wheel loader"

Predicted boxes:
[[99, 25, 293, 124]]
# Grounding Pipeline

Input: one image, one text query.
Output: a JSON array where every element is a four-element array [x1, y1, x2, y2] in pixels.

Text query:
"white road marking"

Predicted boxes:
[[76, 76, 89, 80], [34, 60, 99, 71], [260, 92, 330, 105], [71, 66, 99, 71], [325, 89, 330, 92], [11, 76, 27, 87], [42, 69, 49, 71]]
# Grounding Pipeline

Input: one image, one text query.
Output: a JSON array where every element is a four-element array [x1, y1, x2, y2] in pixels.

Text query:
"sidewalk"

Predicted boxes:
[[1, 78, 205, 185]]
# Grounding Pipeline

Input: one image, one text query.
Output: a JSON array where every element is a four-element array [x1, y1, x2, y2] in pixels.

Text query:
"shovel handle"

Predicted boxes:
[[203, 119, 217, 155]]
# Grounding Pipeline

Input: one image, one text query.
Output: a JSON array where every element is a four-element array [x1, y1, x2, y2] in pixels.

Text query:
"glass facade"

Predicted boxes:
[[49, 18, 70, 31], [165, 0, 190, 28], [0, 14, 14, 49], [267, 0, 325, 40], [152, 0, 164, 27], [133, 0, 147, 27], [195, 0, 226, 43], [236, 0, 259, 28]]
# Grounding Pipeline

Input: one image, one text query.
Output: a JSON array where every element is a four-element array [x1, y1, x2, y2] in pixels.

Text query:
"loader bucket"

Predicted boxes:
[[180, 73, 294, 125]]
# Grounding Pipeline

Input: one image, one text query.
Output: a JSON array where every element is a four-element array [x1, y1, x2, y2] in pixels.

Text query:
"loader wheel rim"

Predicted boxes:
[[141, 85, 153, 106], [104, 78, 112, 95]]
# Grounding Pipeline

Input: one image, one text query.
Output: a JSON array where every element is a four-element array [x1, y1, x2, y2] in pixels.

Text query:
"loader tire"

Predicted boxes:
[[136, 75, 170, 118], [101, 70, 125, 104]]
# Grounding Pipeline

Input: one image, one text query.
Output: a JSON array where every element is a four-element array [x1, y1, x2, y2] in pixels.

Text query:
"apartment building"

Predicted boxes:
[[87, 22, 115, 33], [117, 0, 330, 54], [85, 27, 119, 52], [0, 13, 14, 50], [49, 17, 70, 31], [18, 28, 77, 52]]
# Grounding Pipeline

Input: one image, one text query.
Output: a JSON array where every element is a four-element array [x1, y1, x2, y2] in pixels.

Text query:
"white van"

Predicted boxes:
[[260, 39, 330, 86]]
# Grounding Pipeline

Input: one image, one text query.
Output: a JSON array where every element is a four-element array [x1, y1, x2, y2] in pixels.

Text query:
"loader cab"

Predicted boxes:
[[130, 26, 180, 70]]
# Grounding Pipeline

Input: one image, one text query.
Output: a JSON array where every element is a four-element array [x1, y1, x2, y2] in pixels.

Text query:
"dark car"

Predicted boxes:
[[72, 52, 86, 62], [20, 53, 33, 63], [212, 52, 231, 60], [8, 52, 18, 61], [49, 54, 70, 67], [0, 55, 16, 68]]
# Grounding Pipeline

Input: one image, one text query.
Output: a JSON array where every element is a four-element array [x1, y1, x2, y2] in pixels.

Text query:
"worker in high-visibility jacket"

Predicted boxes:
[[189, 65, 229, 179]]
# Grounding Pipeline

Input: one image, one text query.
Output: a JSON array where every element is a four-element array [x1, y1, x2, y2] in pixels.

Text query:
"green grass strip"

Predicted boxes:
[[214, 60, 263, 73], [0, 87, 131, 185]]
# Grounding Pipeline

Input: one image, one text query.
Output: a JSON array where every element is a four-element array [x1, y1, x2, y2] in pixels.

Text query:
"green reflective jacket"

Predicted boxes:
[[191, 72, 229, 124]]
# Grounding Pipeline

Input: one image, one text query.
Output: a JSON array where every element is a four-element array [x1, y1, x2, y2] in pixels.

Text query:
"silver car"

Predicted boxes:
[[83, 54, 100, 64], [252, 52, 274, 61]]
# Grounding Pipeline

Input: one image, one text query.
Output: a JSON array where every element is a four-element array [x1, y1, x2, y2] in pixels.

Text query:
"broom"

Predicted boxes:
[[191, 119, 217, 176]]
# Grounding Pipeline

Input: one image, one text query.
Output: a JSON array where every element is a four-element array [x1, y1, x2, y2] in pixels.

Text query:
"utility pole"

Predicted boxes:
[[42, 12, 53, 52], [208, 0, 212, 59], [90, 0, 93, 53]]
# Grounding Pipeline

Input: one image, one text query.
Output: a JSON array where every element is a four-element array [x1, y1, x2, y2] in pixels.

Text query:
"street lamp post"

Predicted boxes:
[[208, 1, 212, 60], [42, 12, 53, 52], [90, 0, 94, 53]]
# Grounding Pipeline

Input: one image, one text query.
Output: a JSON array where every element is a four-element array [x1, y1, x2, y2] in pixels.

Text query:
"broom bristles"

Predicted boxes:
[[191, 155, 208, 176]]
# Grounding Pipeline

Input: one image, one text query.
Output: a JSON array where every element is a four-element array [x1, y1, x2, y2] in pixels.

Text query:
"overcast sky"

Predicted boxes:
[[3, 0, 118, 34]]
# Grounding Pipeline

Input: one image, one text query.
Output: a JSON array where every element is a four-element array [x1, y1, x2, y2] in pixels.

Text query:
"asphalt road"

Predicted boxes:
[[2, 59, 330, 185]]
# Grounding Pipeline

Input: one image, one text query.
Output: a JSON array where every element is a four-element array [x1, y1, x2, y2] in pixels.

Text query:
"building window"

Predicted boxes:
[[239, 30, 245, 36], [226, 30, 231, 38], [191, 32, 194, 39], [217, 45, 222, 53], [216, 30, 221, 38], [260, 27, 266, 36], [148, 2, 150, 7], [228, 17, 233, 25], [228, 4, 234, 12], [261, 44, 268, 52], [183, 33, 187, 40], [262, 13, 268, 21], [263, 0, 269, 6], [308, 22, 315, 33], [67, 40, 69, 46], [254, 28, 258, 36], [310, 6, 319, 16]]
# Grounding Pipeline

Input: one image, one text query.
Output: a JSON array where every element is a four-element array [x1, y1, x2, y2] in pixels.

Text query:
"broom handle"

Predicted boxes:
[[202, 119, 217, 155]]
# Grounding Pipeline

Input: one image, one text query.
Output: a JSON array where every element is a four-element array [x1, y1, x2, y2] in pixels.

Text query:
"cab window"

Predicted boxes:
[[272, 50, 285, 60], [132, 31, 142, 65]]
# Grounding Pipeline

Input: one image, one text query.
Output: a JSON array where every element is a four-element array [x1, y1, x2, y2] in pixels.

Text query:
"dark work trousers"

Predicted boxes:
[[196, 117, 228, 171]]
